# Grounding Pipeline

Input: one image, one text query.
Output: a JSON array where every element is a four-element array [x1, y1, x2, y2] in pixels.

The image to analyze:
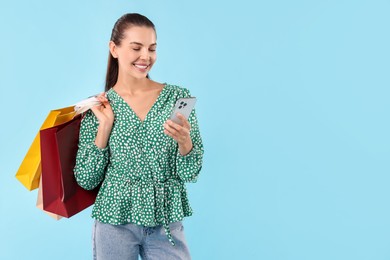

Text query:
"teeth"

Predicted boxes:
[[134, 64, 148, 69]]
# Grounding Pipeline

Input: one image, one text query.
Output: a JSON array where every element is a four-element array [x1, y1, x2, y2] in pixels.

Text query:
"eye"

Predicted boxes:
[[132, 48, 141, 51], [149, 49, 156, 52]]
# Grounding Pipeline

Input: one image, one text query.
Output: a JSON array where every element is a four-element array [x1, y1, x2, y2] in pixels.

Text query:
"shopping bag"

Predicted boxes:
[[40, 114, 99, 218], [15, 94, 100, 191], [36, 177, 62, 220], [15, 106, 76, 191]]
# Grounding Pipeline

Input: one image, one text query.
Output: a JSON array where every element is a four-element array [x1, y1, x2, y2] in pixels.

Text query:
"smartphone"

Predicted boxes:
[[169, 97, 197, 124]]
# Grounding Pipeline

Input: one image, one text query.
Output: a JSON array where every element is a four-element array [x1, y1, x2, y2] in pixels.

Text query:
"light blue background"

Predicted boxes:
[[1, 0, 389, 259]]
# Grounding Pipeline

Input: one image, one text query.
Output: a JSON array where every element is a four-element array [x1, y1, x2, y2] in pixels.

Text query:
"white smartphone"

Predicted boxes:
[[169, 97, 197, 124]]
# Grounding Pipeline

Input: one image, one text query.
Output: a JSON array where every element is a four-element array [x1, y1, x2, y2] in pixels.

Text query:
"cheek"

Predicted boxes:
[[150, 53, 157, 62], [119, 53, 137, 64]]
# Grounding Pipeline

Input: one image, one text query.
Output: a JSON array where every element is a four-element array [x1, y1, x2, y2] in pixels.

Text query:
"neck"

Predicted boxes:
[[114, 72, 150, 94]]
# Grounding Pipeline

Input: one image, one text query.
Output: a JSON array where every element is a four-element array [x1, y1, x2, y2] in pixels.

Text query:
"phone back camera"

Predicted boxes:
[[179, 102, 187, 109]]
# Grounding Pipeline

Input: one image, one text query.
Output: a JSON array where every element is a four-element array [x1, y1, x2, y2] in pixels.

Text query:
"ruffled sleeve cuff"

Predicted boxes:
[[89, 141, 109, 155], [175, 144, 203, 183], [74, 141, 109, 190]]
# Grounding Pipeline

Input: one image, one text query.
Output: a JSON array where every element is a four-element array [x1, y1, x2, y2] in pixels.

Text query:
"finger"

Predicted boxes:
[[164, 122, 178, 134], [165, 122, 184, 139], [164, 125, 189, 144], [180, 127, 190, 136], [96, 92, 108, 101], [96, 92, 106, 98], [164, 122, 189, 141], [96, 96, 104, 105], [97, 96, 111, 109], [166, 119, 182, 132], [96, 96, 108, 103], [163, 127, 172, 136], [102, 100, 112, 109], [91, 105, 103, 116], [163, 127, 178, 140], [177, 113, 191, 129]]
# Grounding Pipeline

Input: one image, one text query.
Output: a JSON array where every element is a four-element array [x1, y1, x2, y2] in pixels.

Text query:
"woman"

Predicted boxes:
[[74, 13, 204, 260]]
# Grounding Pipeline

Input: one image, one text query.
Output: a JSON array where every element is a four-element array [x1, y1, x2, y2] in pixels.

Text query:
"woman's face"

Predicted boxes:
[[110, 26, 157, 80]]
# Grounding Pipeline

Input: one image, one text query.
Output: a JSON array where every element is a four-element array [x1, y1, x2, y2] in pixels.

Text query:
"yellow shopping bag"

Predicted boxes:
[[15, 106, 76, 191]]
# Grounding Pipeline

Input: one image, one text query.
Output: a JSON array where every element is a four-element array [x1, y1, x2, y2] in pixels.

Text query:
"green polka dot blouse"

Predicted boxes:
[[73, 83, 204, 246]]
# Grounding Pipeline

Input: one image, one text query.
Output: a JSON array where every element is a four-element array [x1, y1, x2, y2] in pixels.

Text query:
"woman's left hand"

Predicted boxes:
[[163, 113, 193, 155]]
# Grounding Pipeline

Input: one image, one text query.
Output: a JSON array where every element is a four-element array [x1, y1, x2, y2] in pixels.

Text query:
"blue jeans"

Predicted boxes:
[[92, 220, 191, 260]]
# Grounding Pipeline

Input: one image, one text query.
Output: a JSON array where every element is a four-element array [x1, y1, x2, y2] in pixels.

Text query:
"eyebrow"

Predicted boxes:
[[129, 42, 157, 47]]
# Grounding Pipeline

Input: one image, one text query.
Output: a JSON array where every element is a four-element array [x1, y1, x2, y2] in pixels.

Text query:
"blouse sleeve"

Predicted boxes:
[[175, 88, 205, 183], [73, 109, 109, 190]]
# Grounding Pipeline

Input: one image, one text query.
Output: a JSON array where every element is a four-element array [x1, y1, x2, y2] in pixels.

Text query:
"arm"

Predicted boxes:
[[73, 109, 110, 190], [175, 89, 204, 183], [175, 108, 204, 182]]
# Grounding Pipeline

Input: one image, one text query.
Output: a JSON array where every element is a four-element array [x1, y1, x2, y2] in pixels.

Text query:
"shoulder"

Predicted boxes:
[[164, 83, 192, 98]]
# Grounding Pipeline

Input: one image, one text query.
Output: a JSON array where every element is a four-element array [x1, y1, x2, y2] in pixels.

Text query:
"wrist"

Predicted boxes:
[[98, 122, 113, 133], [179, 140, 193, 156]]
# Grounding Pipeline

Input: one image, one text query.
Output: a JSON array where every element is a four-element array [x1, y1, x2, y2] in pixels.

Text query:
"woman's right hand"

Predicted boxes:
[[91, 93, 114, 149], [91, 93, 114, 127]]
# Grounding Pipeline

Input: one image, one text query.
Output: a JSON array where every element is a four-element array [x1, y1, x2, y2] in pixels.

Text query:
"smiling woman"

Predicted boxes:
[[105, 13, 157, 90], [73, 13, 204, 260]]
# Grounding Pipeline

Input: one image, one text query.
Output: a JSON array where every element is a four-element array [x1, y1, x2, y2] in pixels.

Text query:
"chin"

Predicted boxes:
[[130, 67, 153, 79], [130, 74, 149, 80]]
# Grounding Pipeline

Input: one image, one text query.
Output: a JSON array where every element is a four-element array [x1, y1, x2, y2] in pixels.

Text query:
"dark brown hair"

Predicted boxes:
[[105, 13, 156, 91]]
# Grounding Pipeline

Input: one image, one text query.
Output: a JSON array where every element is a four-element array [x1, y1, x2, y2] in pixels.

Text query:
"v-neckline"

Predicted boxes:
[[111, 83, 168, 124]]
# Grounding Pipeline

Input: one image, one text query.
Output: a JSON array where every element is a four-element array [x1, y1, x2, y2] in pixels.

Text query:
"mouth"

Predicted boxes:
[[133, 63, 149, 70]]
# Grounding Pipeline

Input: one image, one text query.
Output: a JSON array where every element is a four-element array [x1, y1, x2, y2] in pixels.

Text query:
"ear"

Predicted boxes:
[[109, 41, 118, 58]]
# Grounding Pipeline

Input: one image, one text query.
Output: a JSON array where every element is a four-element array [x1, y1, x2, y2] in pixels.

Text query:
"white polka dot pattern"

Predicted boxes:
[[73, 84, 204, 245]]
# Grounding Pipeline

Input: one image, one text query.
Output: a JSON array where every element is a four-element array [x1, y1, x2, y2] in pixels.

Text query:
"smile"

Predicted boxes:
[[133, 64, 149, 70]]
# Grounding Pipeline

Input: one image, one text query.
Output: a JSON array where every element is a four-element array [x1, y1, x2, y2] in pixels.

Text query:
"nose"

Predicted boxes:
[[139, 48, 150, 61]]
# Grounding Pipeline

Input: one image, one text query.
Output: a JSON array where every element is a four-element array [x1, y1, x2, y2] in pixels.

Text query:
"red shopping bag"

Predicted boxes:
[[40, 114, 99, 218], [36, 177, 62, 220]]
